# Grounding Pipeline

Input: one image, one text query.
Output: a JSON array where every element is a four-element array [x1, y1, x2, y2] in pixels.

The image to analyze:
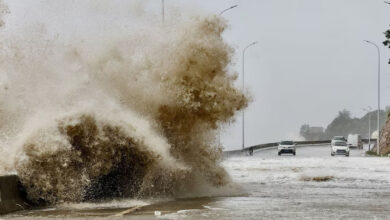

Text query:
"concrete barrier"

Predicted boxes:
[[0, 175, 29, 215], [224, 140, 331, 158]]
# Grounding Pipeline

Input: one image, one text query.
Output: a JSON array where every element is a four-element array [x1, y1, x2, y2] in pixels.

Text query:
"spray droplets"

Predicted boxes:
[[0, 6, 247, 203]]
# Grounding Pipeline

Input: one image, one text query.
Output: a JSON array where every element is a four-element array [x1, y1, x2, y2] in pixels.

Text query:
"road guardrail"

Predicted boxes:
[[223, 139, 376, 157]]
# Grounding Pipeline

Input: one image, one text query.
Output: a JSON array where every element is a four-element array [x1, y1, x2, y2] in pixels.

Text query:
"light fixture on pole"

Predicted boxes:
[[242, 41, 258, 150], [217, 4, 238, 148], [364, 40, 381, 155], [219, 5, 238, 15]]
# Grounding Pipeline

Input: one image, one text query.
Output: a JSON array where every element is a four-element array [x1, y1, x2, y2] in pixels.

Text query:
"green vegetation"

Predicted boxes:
[[365, 151, 389, 157], [365, 151, 379, 156], [384, 28, 390, 64]]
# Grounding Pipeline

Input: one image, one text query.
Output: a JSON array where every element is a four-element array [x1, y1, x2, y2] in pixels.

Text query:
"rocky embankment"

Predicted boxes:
[[375, 117, 390, 155]]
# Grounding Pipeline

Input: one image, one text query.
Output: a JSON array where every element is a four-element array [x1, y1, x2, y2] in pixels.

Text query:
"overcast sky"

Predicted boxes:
[[5, 0, 390, 150], [179, 0, 390, 150]]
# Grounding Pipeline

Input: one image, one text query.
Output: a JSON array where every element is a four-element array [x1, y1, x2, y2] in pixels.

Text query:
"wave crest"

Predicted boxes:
[[0, 7, 248, 204]]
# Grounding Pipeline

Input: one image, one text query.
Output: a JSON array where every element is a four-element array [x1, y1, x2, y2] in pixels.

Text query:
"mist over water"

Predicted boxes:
[[0, 1, 247, 204]]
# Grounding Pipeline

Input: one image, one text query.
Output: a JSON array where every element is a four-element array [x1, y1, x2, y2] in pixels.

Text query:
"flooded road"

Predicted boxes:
[[5, 145, 390, 219]]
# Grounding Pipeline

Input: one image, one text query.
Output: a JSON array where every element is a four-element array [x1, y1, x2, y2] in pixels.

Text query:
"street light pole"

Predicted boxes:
[[162, 0, 165, 23], [242, 41, 258, 150], [364, 40, 381, 155], [217, 5, 238, 148], [219, 5, 238, 15]]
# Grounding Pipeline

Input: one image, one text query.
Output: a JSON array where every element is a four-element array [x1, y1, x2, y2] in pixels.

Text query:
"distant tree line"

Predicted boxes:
[[300, 109, 388, 141]]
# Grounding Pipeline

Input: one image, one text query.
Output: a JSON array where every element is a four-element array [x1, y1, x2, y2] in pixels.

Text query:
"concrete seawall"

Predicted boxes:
[[0, 175, 29, 215]]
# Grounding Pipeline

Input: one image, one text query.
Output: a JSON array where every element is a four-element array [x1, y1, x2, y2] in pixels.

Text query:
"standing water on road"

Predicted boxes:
[[6, 145, 390, 219]]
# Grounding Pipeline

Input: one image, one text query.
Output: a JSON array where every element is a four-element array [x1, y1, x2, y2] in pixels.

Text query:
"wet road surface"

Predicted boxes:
[[5, 144, 390, 219]]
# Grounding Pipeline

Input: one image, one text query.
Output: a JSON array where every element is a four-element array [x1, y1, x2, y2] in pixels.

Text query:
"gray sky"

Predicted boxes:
[[179, 0, 390, 150], [5, 0, 390, 150]]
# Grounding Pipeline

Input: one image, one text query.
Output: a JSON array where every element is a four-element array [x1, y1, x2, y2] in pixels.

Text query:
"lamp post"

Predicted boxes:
[[219, 5, 238, 15], [242, 41, 258, 150], [363, 107, 372, 151], [162, 0, 165, 23], [217, 5, 238, 148], [364, 40, 381, 155]]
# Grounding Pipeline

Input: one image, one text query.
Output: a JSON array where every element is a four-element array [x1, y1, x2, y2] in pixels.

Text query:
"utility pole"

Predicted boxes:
[[364, 40, 381, 155]]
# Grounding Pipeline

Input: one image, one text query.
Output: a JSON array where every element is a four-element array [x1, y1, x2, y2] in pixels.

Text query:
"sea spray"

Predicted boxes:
[[0, 2, 248, 204]]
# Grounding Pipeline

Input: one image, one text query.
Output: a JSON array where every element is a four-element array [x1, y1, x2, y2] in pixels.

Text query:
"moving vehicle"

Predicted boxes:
[[278, 141, 296, 156], [347, 134, 362, 149], [331, 136, 347, 145], [331, 141, 350, 156]]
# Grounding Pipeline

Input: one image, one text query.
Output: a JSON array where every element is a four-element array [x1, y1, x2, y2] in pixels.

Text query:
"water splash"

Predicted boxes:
[[0, 2, 247, 204]]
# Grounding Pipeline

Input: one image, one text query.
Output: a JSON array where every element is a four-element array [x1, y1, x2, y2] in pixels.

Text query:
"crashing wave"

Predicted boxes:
[[0, 1, 248, 204]]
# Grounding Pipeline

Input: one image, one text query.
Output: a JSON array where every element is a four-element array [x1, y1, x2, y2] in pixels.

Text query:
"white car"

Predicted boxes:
[[331, 136, 347, 146], [278, 141, 296, 156], [331, 141, 350, 157]]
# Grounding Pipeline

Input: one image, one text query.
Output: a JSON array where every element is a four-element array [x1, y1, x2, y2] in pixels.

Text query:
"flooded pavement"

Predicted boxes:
[[4, 145, 390, 219]]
